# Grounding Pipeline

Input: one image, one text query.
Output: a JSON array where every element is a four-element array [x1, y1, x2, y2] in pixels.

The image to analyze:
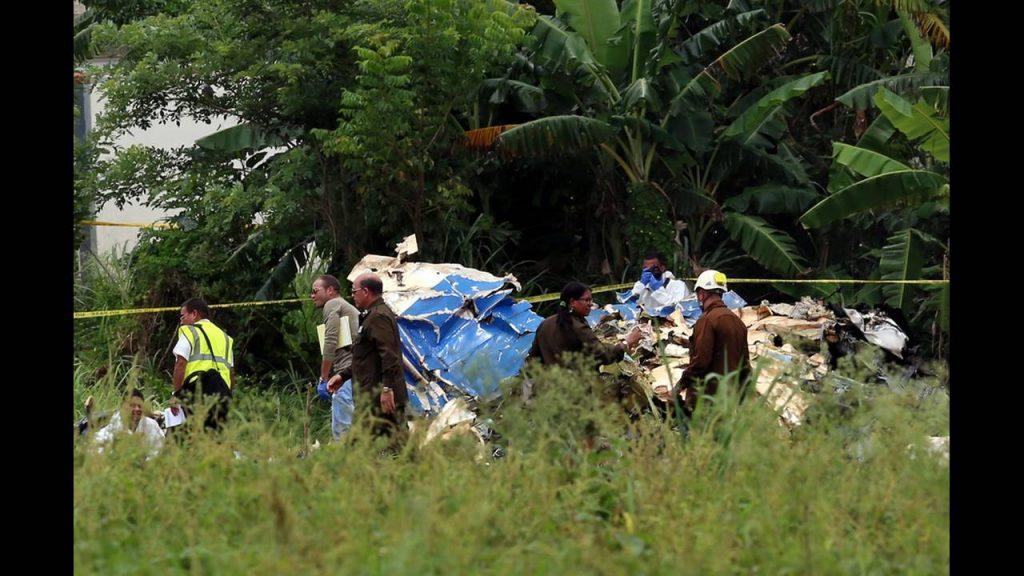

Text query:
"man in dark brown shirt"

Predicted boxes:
[[328, 272, 408, 440], [528, 282, 641, 369], [671, 270, 752, 413]]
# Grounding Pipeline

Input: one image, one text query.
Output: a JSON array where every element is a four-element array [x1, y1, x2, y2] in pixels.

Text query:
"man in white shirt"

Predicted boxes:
[[626, 250, 692, 314], [93, 389, 165, 459]]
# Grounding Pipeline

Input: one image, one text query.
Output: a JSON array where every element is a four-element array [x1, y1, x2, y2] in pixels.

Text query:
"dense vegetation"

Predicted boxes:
[[74, 350, 949, 574], [74, 0, 949, 384], [73, 3, 950, 572]]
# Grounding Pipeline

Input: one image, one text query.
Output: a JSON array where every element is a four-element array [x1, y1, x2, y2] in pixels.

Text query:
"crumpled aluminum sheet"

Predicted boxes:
[[346, 244, 542, 417], [844, 308, 908, 358]]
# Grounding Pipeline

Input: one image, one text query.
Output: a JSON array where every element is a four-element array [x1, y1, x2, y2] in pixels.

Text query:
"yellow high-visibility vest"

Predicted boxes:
[[179, 319, 234, 388]]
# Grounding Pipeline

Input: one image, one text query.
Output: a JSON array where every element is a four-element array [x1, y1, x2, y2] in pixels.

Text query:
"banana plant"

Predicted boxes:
[[484, 1, 829, 276], [801, 85, 948, 320]]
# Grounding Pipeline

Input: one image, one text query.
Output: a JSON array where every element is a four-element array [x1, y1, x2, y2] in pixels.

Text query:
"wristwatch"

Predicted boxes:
[[382, 386, 392, 393]]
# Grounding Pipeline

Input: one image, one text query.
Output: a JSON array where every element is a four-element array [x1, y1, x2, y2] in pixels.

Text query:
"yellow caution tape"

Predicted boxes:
[[522, 278, 948, 303], [79, 220, 175, 228], [523, 282, 634, 303], [74, 278, 948, 319], [73, 298, 305, 319], [722, 278, 948, 285]]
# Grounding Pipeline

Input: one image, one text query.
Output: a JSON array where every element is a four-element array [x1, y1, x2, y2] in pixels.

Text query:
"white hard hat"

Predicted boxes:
[[695, 269, 728, 292]]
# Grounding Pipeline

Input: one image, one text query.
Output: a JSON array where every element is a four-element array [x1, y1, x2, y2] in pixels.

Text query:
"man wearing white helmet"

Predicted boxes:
[[670, 269, 751, 413]]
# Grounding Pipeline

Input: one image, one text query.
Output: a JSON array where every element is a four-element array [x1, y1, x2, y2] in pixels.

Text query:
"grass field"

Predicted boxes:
[[73, 357, 949, 575]]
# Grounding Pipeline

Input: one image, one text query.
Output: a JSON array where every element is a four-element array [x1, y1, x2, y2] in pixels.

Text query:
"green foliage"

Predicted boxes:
[[79, 0, 952, 375], [553, 0, 624, 70], [73, 356, 950, 574], [879, 227, 929, 312], [722, 184, 817, 215], [873, 87, 949, 163], [800, 170, 947, 229], [723, 71, 830, 148], [497, 115, 618, 157], [623, 181, 675, 262], [723, 212, 808, 276]]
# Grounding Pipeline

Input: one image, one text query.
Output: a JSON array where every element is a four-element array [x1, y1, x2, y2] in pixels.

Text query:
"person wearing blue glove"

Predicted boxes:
[[316, 378, 332, 402], [640, 251, 668, 290], [627, 250, 693, 314]]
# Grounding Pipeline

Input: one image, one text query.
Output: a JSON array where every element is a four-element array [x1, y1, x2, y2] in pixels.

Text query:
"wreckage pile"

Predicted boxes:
[[340, 236, 915, 441], [587, 293, 911, 428]]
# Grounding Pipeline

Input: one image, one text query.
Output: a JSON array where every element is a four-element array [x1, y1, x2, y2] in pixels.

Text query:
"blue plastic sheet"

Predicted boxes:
[[586, 308, 609, 328], [585, 303, 640, 328], [391, 273, 543, 415], [616, 288, 637, 304], [680, 290, 748, 325]]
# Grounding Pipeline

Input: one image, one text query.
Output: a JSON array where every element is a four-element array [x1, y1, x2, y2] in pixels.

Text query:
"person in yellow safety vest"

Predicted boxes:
[[172, 298, 235, 430]]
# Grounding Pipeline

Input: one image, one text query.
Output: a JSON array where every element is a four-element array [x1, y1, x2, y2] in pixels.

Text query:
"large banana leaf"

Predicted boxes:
[[618, 0, 656, 81], [553, 0, 624, 71], [666, 105, 714, 155], [723, 212, 808, 276], [496, 115, 617, 157], [484, 78, 547, 113], [723, 71, 830, 148], [677, 9, 765, 62], [800, 170, 948, 228], [529, 14, 597, 71], [898, 10, 932, 73], [708, 23, 791, 81], [710, 141, 809, 186], [487, 0, 598, 71], [831, 142, 910, 178], [610, 115, 687, 152], [879, 227, 928, 312], [673, 184, 719, 216], [668, 23, 790, 115], [254, 238, 313, 301], [873, 87, 949, 162], [619, 78, 662, 113], [196, 123, 285, 154], [723, 184, 818, 214], [835, 71, 945, 109], [920, 86, 949, 114], [856, 114, 897, 153], [666, 69, 722, 114]]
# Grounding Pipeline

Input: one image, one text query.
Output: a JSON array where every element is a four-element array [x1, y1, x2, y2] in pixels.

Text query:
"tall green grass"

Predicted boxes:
[[74, 355, 948, 575]]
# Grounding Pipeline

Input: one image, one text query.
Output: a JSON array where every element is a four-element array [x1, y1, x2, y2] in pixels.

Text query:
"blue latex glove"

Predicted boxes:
[[640, 269, 654, 286], [647, 274, 665, 291], [316, 379, 332, 402]]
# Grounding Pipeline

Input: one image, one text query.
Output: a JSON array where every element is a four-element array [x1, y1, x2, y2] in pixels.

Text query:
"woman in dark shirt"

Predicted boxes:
[[529, 282, 641, 368]]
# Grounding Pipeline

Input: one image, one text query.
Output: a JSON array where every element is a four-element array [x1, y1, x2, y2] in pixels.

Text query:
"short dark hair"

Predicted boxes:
[[643, 250, 667, 265], [317, 274, 342, 294], [182, 297, 210, 318], [360, 276, 384, 296], [130, 389, 145, 400]]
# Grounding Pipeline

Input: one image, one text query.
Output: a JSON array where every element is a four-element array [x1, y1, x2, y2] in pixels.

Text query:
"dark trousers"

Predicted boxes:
[[175, 385, 231, 432]]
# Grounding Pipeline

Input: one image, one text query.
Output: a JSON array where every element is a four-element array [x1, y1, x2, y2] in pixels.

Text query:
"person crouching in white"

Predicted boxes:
[[93, 389, 165, 459], [628, 250, 691, 312]]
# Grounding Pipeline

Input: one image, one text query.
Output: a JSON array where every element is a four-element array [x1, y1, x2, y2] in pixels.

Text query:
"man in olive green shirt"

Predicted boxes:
[[311, 274, 360, 380], [311, 274, 360, 440]]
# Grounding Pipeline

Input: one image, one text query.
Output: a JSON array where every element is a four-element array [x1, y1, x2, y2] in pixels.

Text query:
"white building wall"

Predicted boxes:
[[84, 66, 238, 254]]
